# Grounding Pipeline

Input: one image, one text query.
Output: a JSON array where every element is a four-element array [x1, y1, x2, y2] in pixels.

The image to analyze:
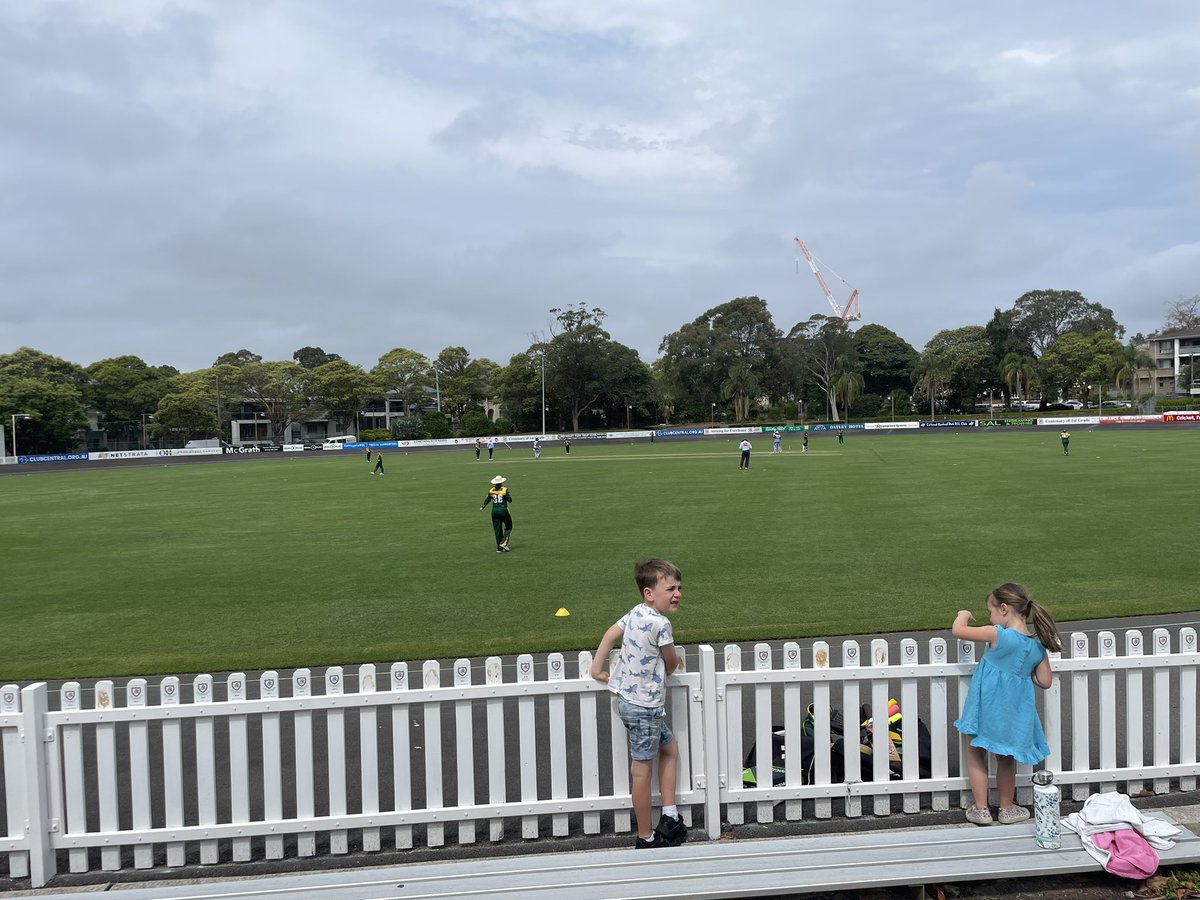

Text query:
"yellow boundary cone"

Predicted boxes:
[[554, 608, 570, 617]]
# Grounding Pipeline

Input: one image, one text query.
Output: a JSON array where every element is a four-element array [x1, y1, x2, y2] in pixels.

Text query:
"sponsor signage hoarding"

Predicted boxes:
[[808, 422, 865, 431], [918, 419, 977, 428], [864, 421, 920, 430], [1036, 415, 1098, 426], [1164, 412, 1200, 423], [18, 453, 88, 464], [655, 428, 704, 437]]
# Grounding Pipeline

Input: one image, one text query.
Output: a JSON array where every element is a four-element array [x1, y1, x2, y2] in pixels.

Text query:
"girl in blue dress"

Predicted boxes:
[[952, 583, 1063, 826]]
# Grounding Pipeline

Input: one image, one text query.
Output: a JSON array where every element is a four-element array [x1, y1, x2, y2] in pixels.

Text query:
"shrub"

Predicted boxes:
[[359, 428, 392, 442], [391, 416, 424, 440], [421, 412, 452, 439], [460, 409, 493, 437]]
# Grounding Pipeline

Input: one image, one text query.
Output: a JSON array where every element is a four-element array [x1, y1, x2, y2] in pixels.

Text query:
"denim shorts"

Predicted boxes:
[[617, 698, 674, 761]]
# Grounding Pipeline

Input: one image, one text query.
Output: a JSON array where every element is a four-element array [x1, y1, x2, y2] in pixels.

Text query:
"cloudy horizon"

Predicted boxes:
[[2, 1, 1198, 373]]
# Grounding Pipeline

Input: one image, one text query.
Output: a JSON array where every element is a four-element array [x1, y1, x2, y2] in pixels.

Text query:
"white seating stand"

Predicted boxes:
[[28, 814, 1200, 900]]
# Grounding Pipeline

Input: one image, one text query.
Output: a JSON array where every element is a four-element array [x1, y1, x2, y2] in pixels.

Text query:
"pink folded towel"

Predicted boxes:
[[1092, 829, 1159, 879]]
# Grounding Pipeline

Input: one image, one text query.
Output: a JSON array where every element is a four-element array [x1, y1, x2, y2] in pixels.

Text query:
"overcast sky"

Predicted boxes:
[[2, 1, 1198, 374]]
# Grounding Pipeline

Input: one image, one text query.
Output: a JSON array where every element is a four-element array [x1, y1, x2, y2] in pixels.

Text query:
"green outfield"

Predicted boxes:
[[2, 428, 1198, 681]]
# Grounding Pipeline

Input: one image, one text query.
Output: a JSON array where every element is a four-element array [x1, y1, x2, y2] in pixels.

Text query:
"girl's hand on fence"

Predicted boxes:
[[591, 670, 609, 683]]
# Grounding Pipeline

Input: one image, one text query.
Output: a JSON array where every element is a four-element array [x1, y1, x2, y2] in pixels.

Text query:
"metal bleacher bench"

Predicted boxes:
[[33, 813, 1200, 900]]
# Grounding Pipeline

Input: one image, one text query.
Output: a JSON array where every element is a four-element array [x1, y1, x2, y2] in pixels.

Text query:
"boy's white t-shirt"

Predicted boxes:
[[607, 602, 674, 709]]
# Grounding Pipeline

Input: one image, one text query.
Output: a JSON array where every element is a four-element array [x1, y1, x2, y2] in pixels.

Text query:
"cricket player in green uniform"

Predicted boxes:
[[480, 475, 514, 552]]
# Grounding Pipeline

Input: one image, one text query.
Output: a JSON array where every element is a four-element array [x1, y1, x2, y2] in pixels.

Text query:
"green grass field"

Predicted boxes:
[[2, 428, 1198, 682]]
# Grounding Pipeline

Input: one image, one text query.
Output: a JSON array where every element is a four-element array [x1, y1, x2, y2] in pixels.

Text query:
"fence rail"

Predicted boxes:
[[2, 627, 1197, 888]]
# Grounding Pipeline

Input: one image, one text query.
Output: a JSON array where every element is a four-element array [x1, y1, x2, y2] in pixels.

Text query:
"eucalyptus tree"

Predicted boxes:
[[658, 297, 782, 421], [853, 323, 918, 397], [546, 305, 649, 432], [785, 314, 855, 421], [1038, 332, 1125, 404], [1010, 290, 1124, 356], [304, 359, 372, 434], [922, 326, 994, 412], [238, 360, 310, 441], [372, 348, 432, 416]]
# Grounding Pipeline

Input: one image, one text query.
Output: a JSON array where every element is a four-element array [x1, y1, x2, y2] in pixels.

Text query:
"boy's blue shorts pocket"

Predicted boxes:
[[617, 698, 673, 761]]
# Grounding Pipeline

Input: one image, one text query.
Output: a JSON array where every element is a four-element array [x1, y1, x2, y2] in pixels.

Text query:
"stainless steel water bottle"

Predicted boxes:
[[1032, 770, 1061, 849]]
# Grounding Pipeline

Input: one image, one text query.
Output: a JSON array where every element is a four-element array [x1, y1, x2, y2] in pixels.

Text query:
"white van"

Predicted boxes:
[[324, 435, 358, 444]]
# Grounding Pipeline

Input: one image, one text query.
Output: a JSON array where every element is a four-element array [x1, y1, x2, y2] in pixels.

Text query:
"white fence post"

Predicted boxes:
[[577, 652, 601, 836], [325, 666, 348, 855], [723, 645, 744, 826], [899, 638, 920, 813], [227, 673, 251, 862], [782, 641, 802, 822], [954, 637, 976, 810], [869, 639, 890, 817], [160, 676, 184, 867], [1, 685, 28, 879], [358, 663, 381, 852], [1123, 632, 1144, 796], [1097, 633, 1117, 794], [697, 645, 721, 840], [453, 658, 477, 845], [1181, 628, 1197, 792], [811, 641, 832, 819], [753, 643, 774, 824], [841, 640, 862, 818], [260, 671, 284, 860], [1069, 633, 1091, 801], [927, 638, 949, 811], [1152, 628, 1172, 795], [94, 680, 119, 871], [293, 668, 315, 858], [516, 654, 538, 839], [546, 653, 568, 838], [19, 683, 54, 888], [390, 662, 413, 850], [127, 678, 152, 869]]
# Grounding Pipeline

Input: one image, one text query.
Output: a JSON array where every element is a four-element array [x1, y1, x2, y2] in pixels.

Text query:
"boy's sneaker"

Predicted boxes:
[[965, 806, 993, 826], [654, 813, 688, 846], [633, 834, 661, 849], [998, 805, 1030, 825]]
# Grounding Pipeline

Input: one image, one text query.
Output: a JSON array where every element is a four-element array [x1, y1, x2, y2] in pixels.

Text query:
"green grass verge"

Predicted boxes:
[[2, 428, 1198, 681]]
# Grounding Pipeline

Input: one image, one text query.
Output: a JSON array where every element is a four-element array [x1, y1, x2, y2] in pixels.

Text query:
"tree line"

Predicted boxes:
[[2, 293, 1196, 453]]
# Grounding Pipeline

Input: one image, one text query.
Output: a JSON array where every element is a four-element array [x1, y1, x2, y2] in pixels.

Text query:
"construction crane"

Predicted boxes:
[[794, 237, 861, 321]]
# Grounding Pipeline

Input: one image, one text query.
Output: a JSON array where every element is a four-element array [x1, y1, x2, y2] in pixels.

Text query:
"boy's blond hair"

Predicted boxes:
[[634, 558, 682, 595]]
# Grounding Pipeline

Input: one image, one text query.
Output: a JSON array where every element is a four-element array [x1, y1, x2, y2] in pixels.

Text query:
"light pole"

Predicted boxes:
[[626, 404, 632, 429], [890, 392, 895, 421], [433, 366, 441, 413], [141, 413, 154, 449], [540, 352, 546, 437], [711, 402, 715, 427], [9, 413, 32, 461]]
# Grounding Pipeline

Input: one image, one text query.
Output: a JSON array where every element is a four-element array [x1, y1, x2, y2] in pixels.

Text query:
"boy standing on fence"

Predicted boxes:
[[590, 559, 687, 848]]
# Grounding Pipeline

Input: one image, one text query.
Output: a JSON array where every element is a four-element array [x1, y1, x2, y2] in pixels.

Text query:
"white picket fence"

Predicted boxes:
[[2, 626, 1197, 888]]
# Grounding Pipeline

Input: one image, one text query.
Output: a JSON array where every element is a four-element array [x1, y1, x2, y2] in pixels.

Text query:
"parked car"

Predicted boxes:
[[1101, 400, 1132, 409], [1062, 400, 1084, 410], [1043, 402, 1073, 411]]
